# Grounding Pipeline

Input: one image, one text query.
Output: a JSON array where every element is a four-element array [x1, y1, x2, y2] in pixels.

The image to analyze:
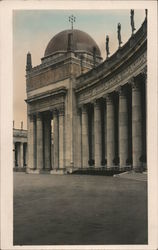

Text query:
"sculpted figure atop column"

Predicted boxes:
[[130, 9, 136, 35], [117, 23, 122, 48], [106, 35, 110, 59]]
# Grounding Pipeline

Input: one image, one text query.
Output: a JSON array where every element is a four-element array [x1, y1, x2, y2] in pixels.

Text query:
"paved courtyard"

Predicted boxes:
[[14, 173, 147, 245]]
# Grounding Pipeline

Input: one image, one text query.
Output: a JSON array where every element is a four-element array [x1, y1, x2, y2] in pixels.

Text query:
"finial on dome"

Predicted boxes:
[[69, 15, 76, 30], [26, 52, 32, 72]]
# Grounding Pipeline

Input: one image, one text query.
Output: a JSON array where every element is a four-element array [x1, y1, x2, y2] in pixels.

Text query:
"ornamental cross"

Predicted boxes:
[[69, 15, 76, 30]]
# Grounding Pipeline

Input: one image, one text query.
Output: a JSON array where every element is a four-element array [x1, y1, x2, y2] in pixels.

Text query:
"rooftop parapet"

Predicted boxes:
[[76, 19, 147, 89]]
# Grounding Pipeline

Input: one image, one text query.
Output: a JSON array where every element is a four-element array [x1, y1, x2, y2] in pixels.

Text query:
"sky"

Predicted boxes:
[[13, 9, 145, 129]]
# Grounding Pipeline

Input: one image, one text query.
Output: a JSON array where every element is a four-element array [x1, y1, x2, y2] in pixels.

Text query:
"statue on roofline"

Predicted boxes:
[[130, 9, 136, 35], [117, 23, 122, 48], [106, 35, 110, 58]]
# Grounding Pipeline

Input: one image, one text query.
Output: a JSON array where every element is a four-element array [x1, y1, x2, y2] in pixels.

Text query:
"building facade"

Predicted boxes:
[[25, 15, 147, 174], [13, 128, 28, 170]]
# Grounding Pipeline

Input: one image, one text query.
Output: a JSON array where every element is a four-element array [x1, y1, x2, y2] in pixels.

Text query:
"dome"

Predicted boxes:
[[44, 29, 101, 57]]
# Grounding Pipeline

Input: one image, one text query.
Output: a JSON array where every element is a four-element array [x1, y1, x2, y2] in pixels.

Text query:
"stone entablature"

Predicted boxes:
[[13, 129, 27, 143], [27, 87, 67, 115], [76, 20, 147, 89], [76, 52, 146, 105], [75, 20, 147, 105]]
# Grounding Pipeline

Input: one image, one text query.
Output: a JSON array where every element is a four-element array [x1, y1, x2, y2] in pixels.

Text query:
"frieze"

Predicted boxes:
[[28, 94, 65, 115], [77, 51, 146, 105]]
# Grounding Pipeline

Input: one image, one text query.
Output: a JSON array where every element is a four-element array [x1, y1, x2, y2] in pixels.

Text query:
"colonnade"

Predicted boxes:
[[79, 75, 146, 171], [27, 74, 146, 172], [13, 142, 27, 168], [27, 107, 65, 171]]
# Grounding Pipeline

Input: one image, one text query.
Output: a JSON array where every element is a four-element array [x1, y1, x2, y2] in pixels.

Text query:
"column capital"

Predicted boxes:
[[58, 105, 65, 116], [28, 113, 35, 122], [117, 86, 126, 97], [77, 107, 81, 116], [36, 112, 43, 120], [131, 82, 140, 91], [53, 108, 59, 116], [92, 99, 100, 108], [104, 93, 113, 103], [128, 77, 140, 91], [140, 67, 147, 81], [81, 104, 87, 113], [128, 77, 135, 85]]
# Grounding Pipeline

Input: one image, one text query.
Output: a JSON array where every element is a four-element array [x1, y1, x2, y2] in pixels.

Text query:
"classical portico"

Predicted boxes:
[[26, 15, 147, 174]]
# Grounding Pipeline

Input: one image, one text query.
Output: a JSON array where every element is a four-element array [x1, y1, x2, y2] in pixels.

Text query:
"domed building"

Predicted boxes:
[[44, 29, 102, 58], [26, 16, 147, 174]]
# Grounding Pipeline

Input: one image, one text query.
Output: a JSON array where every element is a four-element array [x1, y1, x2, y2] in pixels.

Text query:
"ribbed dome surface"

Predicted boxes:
[[44, 29, 101, 57]]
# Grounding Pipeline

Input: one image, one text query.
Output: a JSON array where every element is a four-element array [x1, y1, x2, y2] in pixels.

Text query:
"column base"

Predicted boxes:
[[13, 167, 26, 172], [26, 168, 41, 174], [133, 166, 144, 173], [119, 165, 132, 171], [50, 168, 66, 175]]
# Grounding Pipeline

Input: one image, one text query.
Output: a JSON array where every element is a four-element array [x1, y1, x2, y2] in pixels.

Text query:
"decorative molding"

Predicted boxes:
[[77, 51, 146, 105]]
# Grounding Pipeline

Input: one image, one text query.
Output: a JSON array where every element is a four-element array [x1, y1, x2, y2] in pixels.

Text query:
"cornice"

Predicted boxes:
[[75, 19, 147, 93], [26, 86, 67, 103]]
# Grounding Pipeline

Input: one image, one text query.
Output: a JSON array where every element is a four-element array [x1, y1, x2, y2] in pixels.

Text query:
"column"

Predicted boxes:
[[24, 143, 28, 167], [132, 80, 142, 171], [15, 143, 18, 167], [19, 142, 24, 168], [17, 143, 20, 167], [104, 102, 107, 164], [141, 71, 147, 169], [36, 113, 43, 170], [13, 142, 15, 168], [27, 114, 36, 169], [119, 88, 128, 167], [76, 109, 82, 168], [94, 100, 102, 168], [106, 94, 115, 168], [53, 109, 59, 169], [43, 112, 51, 170], [81, 104, 89, 168], [59, 106, 65, 169]]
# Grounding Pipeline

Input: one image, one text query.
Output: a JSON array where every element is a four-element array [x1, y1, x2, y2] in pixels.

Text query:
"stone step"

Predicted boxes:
[[114, 172, 147, 182]]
